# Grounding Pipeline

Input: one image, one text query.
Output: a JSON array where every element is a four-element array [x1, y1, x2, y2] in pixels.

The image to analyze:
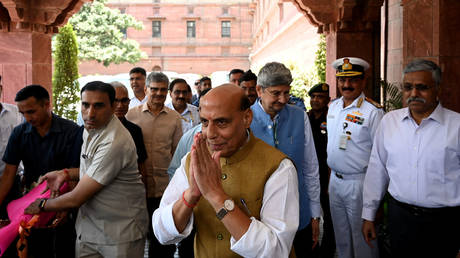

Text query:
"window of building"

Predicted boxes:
[[188, 6, 194, 14], [152, 21, 161, 38], [221, 21, 231, 38], [187, 21, 196, 38], [153, 7, 160, 15], [222, 7, 229, 15]]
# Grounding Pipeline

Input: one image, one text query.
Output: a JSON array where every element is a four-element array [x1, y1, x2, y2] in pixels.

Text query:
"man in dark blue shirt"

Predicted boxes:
[[0, 84, 81, 257]]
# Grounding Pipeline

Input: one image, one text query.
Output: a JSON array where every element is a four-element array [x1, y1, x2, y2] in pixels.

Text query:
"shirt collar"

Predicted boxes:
[[166, 102, 190, 116], [256, 99, 280, 121], [24, 113, 61, 134], [340, 92, 365, 109], [401, 103, 444, 124]]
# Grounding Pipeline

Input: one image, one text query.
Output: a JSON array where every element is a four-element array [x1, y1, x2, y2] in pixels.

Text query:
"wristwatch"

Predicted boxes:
[[216, 199, 235, 220]]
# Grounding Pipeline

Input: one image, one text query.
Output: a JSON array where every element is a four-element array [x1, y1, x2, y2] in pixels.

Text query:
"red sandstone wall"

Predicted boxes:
[[78, 2, 252, 76]]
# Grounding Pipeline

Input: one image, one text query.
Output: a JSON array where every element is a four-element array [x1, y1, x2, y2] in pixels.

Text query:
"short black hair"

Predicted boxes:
[[169, 78, 188, 91], [15, 85, 50, 102], [229, 69, 244, 78], [81, 81, 115, 105], [239, 69, 257, 84], [240, 95, 251, 111], [199, 76, 211, 84], [199, 87, 212, 97], [129, 67, 147, 77]]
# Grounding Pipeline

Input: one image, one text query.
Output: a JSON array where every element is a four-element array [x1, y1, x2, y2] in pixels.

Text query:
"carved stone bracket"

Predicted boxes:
[[0, 0, 91, 34], [289, 0, 383, 34]]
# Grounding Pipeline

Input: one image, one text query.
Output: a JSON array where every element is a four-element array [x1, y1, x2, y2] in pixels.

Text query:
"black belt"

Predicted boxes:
[[389, 195, 460, 216]]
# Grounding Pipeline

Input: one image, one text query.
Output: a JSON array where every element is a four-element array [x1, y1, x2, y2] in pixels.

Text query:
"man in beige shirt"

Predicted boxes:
[[126, 72, 183, 258]]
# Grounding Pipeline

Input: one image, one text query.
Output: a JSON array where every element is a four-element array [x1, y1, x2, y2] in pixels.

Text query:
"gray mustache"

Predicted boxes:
[[406, 97, 426, 104]]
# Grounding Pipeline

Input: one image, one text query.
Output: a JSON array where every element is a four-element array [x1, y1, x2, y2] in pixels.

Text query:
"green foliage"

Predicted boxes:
[[285, 61, 319, 103], [315, 34, 326, 82], [52, 23, 80, 121], [382, 80, 403, 112], [68, 0, 147, 66]]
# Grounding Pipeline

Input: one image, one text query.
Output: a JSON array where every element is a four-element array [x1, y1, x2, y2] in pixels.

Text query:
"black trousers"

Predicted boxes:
[[147, 197, 176, 258], [293, 223, 319, 258], [319, 192, 336, 258], [388, 196, 460, 258]]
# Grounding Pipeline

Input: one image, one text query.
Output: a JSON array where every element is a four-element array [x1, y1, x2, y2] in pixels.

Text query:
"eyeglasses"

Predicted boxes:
[[114, 98, 130, 105], [402, 83, 434, 92], [173, 90, 189, 96], [148, 87, 168, 93], [263, 88, 290, 99]]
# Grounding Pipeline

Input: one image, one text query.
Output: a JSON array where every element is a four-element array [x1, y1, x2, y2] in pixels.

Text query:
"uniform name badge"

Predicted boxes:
[[339, 134, 348, 150], [339, 122, 351, 150]]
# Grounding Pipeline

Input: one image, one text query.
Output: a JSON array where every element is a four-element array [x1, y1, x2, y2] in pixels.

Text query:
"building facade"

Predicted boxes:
[[249, 0, 319, 73], [78, 0, 253, 76]]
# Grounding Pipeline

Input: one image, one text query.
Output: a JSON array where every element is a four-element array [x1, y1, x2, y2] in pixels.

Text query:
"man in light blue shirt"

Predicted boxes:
[[327, 57, 383, 258], [362, 59, 460, 258], [250, 62, 321, 257]]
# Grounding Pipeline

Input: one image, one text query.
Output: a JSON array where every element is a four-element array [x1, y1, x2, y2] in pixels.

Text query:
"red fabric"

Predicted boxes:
[[0, 181, 69, 257]]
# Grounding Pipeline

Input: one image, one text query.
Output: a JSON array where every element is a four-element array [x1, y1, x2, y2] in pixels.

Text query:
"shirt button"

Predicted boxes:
[[221, 173, 227, 180], [217, 233, 223, 240], [268, 125, 272, 129], [275, 141, 279, 145]]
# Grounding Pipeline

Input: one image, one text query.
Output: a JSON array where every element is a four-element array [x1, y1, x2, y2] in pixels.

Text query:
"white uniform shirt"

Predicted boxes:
[[153, 157, 299, 258], [76, 115, 149, 244], [327, 93, 384, 174], [129, 95, 148, 109], [166, 102, 200, 133], [362, 104, 460, 221], [0, 103, 23, 175]]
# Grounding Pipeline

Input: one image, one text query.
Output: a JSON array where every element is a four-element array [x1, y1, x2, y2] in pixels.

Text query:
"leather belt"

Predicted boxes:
[[389, 195, 460, 216]]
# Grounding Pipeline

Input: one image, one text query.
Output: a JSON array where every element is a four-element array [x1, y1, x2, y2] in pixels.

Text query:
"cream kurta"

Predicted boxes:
[[126, 103, 182, 197]]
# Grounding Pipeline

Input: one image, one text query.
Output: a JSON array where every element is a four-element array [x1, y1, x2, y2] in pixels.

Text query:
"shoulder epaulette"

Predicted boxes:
[[330, 98, 340, 103], [365, 97, 383, 109]]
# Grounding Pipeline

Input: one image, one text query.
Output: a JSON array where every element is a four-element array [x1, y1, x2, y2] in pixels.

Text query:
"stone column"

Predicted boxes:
[[0, 0, 90, 104], [0, 32, 52, 103], [402, 0, 460, 112], [289, 0, 384, 100]]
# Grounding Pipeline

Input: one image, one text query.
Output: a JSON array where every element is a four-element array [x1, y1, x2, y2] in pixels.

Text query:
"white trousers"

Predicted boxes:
[[329, 172, 379, 258]]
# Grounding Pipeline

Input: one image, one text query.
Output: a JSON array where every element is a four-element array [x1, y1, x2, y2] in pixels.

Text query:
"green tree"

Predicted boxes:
[[68, 0, 147, 66], [315, 34, 326, 82], [52, 23, 80, 121]]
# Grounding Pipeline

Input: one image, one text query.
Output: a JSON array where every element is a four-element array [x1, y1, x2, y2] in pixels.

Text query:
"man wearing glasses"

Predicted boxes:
[[362, 59, 460, 257], [250, 62, 321, 257], [326, 57, 383, 258], [110, 81, 147, 183], [126, 72, 182, 258], [166, 79, 200, 133]]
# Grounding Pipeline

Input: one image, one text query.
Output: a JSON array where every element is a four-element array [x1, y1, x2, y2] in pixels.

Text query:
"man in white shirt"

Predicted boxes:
[[166, 78, 200, 133], [129, 67, 148, 108], [25, 81, 149, 257], [362, 59, 460, 258], [153, 84, 299, 257], [0, 76, 23, 177]]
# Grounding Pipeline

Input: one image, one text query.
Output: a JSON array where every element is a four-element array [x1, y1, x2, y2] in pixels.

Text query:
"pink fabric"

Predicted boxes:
[[0, 181, 69, 257]]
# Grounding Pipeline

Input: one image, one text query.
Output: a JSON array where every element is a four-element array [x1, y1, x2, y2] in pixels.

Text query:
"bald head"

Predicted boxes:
[[200, 84, 250, 112], [199, 84, 253, 157]]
